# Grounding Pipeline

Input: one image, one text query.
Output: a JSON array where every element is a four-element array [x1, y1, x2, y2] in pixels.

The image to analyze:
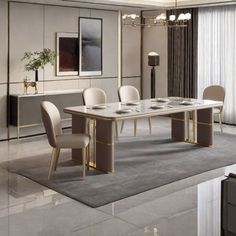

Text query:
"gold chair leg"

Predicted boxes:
[[48, 148, 58, 180], [219, 113, 223, 133], [82, 147, 86, 178], [134, 119, 137, 136], [192, 110, 197, 142], [54, 148, 60, 171], [148, 117, 152, 135], [93, 120, 96, 165], [120, 120, 125, 133]]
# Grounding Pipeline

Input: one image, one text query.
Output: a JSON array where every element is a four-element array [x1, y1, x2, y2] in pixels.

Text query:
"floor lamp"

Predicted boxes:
[[148, 52, 160, 98]]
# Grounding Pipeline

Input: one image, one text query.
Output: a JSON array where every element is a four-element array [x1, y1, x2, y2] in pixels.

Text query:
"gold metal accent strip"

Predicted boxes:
[[16, 118, 72, 138], [185, 139, 198, 144], [197, 121, 212, 126], [96, 139, 114, 146], [88, 162, 113, 174], [171, 117, 185, 122]]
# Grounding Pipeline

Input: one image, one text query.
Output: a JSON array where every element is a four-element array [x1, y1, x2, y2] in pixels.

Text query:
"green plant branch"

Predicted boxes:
[[22, 48, 56, 72]]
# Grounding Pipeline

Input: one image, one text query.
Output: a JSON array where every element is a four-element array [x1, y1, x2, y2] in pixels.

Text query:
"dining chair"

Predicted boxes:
[[83, 88, 119, 162], [118, 85, 152, 136], [83, 87, 107, 106], [41, 101, 90, 180], [83, 87, 120, 139], [203, 85, 225, 132]]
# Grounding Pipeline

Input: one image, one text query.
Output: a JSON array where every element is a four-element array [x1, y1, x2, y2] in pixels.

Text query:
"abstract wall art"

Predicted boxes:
[[79, 17, 102, 76], [56, 32, 79, 76]]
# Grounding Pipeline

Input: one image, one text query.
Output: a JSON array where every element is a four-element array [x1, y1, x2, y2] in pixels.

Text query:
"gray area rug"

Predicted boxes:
[[6, 124, 236, 208]]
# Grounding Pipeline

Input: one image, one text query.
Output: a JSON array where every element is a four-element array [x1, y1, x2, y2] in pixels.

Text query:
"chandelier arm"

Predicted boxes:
[[175, 0, 177, 22]]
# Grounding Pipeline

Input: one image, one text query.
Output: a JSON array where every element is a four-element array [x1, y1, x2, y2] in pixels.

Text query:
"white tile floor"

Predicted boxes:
[[1, 117, 236, 236]]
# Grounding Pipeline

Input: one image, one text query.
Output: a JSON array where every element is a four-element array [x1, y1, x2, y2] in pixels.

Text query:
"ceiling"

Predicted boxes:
[[61, 0, 236, 9], [18, 0, 236, 11]]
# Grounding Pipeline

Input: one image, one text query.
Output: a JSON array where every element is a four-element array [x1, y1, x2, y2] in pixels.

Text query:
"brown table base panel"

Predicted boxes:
[[71, 115, 86, 164], [96, 119, 115, 173], [172, 108, 213, 147], [197, 108, 213, 147], [171, 112, 186, 141]]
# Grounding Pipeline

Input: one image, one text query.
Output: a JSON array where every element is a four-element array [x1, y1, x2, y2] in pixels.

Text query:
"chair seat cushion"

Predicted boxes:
[[56, 133, 90, 149]]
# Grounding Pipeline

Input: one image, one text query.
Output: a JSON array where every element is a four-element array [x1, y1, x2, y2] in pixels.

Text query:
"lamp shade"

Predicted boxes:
[[148, 52, 160, 67]]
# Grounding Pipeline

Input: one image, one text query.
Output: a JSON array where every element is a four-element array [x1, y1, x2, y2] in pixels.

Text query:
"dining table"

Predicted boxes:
[[64, 97, 223, 173]]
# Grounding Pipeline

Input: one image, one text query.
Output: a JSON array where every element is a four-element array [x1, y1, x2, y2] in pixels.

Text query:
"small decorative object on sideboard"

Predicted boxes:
[[23, 78, 38, 94], [21, 48, 56, 82]]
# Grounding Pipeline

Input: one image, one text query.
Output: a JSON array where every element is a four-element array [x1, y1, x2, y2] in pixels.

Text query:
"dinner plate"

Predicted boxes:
[[156, 98, 170, 103], [180, 101, 195, 105], [126, 101, 140, 106], [150, 105, 165, 110], [92, 104, 107, 109], [116, 108, 132, 114]]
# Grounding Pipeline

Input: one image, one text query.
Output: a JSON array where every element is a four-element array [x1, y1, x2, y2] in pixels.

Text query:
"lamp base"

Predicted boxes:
[[151, 67, 156, 98]]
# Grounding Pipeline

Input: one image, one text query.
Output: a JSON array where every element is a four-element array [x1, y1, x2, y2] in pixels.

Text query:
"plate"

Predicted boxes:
[[180, 101, 195, 106], [151, 98, 169, 103], [156, 98, 170, 103], [116, 108, 132, 114], [150, 105, 165, 110], [92, 104, 107, 109], [126, 101, 140, 106]]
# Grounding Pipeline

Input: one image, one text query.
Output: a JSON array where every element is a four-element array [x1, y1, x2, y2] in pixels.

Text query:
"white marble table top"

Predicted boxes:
[[64, 97, 223, 121]]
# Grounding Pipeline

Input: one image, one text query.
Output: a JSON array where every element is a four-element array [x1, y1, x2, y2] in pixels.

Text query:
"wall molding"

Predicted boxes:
[[9, 0, 141, 12]]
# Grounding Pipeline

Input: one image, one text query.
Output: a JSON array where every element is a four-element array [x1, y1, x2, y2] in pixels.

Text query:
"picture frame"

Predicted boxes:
[[79, 17, 103, 77], [56, 32, 79, 76]]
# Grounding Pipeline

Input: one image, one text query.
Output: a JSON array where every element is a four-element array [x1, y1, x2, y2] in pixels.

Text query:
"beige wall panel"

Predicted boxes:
[[90, 78, 119, 102], [122, 77, 141, 93], [43, 80, 79, 91], [0, 85, 7, 128], [9, 3, 44, 83], [78, 8, 90, 17], [142, 25, 168, 99], [122, 26, 141, 77], [78, 79, 90, 89], [44, 5, 79, 81], [0, 0, 8, 83], [91, 10, 118, 78]]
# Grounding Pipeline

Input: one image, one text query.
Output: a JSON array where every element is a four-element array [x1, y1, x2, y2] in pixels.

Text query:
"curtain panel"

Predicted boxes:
[[167, 8, 198, 98], [198, 6, 236, 124]]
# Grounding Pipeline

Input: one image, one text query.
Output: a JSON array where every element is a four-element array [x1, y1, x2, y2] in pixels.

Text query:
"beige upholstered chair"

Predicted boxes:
[[41, 101, 90, 180], [83, 87, 107, 106], [203, 85, 225, 132], [118, 85, 152, 136]]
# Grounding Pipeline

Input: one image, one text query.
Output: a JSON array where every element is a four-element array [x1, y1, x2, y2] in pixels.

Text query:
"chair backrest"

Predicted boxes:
[[203, 85, 225, 102], [40, 101, 62, 147], [118, 85, 140, 102], [83, 88, 107, 106]]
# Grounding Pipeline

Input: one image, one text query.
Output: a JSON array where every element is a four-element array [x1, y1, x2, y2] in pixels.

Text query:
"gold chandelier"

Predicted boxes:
[[122, 0, 191, 27]]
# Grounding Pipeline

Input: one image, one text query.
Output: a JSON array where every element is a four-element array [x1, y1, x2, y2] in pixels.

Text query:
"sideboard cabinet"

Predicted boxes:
[[10, 90, 83, 138]]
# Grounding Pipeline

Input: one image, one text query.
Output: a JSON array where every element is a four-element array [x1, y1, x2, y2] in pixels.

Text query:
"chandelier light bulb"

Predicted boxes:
[[122, 14, 128, 20], [185, 13, 191, 20], [156, 15, 161, 21], [177, 13, 185, 21], [130, 14, 138, 20], [169, 15, 176, 21], [160, 13, 167, 20]]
